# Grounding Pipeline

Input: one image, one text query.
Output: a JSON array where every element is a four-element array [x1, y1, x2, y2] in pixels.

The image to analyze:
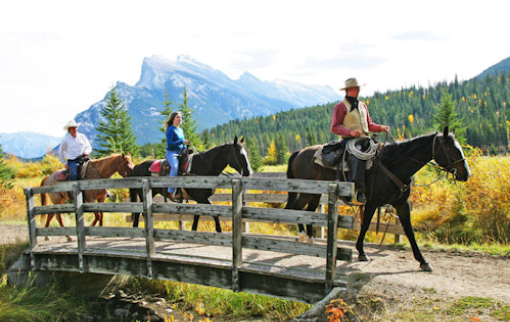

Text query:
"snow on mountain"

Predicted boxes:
[[0, 132, 61, 159], [8, 55, 342, 158]]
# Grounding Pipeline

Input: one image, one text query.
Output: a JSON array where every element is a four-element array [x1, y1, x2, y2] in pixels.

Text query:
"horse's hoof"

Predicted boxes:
[[420, 263, 433, 272], [358, 254, 370, 262], [298, 232, 307, 242], [304, 236, 314, 244], [44, 236, 50, 241], [66, 237, 73, 242]]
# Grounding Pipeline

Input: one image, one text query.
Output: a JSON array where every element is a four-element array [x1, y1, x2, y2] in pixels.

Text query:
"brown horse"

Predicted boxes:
[[40, 154, 134, 235], [285, 127, 470, 271]]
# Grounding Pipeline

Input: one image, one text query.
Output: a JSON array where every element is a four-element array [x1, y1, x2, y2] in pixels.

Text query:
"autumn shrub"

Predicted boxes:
[[40, 153, 63, 175], [410, 148, 510, 245]]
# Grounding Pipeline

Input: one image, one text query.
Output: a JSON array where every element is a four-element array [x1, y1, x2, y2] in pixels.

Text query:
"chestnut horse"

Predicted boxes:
[[40, 154, 134, 236], [285, 127, 470, 271]]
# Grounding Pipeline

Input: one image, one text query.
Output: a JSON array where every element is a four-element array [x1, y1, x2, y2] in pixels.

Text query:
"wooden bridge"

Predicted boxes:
[[23, 175, 404, 303]]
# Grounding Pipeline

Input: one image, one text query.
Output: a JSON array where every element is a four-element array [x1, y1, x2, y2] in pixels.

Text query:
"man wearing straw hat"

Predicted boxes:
[[331, 78, 390, 204], [58, 120, 92, 181]]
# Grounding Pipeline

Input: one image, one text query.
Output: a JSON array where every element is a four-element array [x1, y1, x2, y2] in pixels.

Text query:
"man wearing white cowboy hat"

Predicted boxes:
[[58, 120, 92, 181], [331, 78, 390, 204]]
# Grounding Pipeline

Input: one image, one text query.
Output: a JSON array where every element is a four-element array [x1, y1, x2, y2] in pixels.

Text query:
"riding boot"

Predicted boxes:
[[167, 192, 177, 202], [347, 154, 367, 204]]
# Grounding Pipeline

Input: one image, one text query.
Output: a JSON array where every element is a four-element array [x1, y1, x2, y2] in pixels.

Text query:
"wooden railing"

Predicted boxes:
[[24, 176, 357, 303]]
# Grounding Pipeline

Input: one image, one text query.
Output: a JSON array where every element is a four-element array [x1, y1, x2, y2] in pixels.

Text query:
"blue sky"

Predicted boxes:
[[1, 0, 509, 137]]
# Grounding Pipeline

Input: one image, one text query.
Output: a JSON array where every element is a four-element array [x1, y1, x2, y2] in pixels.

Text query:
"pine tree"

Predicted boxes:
[[178, 86, 202, 148], [154, 89, 175, 158], [247, 139, 263, 172], [433, 92, 467, 144], [0, 140, 13, 190], [275, 132, 288, 164], [95, 86, 140, 156]]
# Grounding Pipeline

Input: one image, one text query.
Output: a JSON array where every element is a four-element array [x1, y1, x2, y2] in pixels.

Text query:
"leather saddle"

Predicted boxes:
[[55, 157, 90, 181], [314, 141, 373, 171], [149, 148, 193, 177]]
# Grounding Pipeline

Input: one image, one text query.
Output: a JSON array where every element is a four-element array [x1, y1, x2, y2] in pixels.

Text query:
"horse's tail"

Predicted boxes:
[[39, 176, 49, 225], [284, 151, 300, 209]]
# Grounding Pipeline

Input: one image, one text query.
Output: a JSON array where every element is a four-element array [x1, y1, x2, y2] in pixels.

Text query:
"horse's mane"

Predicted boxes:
[[379, 132, 437, 167], [90, 154, 126, 173]]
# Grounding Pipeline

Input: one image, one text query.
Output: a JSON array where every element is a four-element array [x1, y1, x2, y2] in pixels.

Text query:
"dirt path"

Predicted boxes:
[[342, 245, 510, 303]]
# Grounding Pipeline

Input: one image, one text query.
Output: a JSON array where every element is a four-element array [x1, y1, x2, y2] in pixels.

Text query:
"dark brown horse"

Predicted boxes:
[[129, 136, 252, 231], [40, 154, 134, 237], [285, 127, 470, 271]]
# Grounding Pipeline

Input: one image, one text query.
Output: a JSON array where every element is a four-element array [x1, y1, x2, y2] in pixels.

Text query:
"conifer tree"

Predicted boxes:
[[275, 132, 288, 164], [95, 86, 140, 156], [178, 86, 202, 148], [433, 92, 467, 144], [154, 89, 175, 158], [247, 139, 263, 172], [0, 141, 13, 190]]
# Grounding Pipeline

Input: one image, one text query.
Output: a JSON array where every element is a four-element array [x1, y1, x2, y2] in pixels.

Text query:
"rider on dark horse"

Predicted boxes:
[[331, 78, 390, 204], [165, 111, 190, 202]]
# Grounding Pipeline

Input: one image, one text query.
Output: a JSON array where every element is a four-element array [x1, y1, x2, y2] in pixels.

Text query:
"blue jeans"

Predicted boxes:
[[68, 159, 80, 181], [166, 150, 180, 193]]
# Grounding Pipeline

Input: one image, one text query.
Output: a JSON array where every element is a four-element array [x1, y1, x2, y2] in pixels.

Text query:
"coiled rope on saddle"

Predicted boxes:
[[346, 137, 377, 160]]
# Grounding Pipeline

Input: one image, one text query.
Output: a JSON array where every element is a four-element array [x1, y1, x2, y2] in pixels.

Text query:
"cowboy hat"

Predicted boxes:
[[63, 120, 80, 130], [340, 77, 363, 90]]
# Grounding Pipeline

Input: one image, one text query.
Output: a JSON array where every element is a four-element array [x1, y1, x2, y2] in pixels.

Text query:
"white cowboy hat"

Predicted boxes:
[[340, 77, 364, 90], [63, 120, 80, 130]]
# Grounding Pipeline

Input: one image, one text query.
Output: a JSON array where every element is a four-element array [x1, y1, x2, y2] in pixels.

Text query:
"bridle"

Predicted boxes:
[[430, 134, 466, 177]]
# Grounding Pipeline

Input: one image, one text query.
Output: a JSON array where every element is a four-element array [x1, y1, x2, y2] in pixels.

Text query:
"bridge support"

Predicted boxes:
[[8, 251, 131, 297]]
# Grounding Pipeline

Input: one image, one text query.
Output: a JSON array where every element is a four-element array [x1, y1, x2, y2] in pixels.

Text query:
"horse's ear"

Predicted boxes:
[[234, 136, 238, 144], [443, 126, 449, 137], [240, 136, 244, 143]]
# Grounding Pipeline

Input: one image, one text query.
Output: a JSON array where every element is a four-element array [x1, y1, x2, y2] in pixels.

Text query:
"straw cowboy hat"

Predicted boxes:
[[63, 120, 80, 130], [340, 78, 363, 90]]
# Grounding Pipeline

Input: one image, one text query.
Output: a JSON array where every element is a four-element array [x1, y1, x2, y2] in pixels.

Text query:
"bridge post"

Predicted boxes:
[[325, 183, 339, 293], [74, 182, 87, 273], [231, 178, 243, 293], [142, 178, 155, 279], [24, 188, 37, 270]]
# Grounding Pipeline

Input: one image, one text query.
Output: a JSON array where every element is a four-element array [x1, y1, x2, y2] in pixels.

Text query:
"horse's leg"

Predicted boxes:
[[191, 214, 201, 231], [131, 189, 142, 228], [44, 213, 55, 241], [355, 203, 378, 261], [394, 202, 432, 272], [303, 195, 321, 243], [286, 193, 314, 242], [55, 214, 72, 242]]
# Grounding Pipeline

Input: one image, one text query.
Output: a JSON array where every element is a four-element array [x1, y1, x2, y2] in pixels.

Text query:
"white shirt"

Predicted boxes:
[[58, 132, 92, 164]]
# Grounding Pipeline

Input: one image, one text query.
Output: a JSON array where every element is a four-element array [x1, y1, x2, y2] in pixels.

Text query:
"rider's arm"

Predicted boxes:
[[330, 102, 352, 137]]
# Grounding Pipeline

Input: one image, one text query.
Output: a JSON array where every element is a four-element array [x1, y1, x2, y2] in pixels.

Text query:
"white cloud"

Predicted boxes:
[[1, 0, 510, 136]]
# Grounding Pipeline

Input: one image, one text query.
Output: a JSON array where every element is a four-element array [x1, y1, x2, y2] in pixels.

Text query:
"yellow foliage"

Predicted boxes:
[[408, 114, 414, 124]]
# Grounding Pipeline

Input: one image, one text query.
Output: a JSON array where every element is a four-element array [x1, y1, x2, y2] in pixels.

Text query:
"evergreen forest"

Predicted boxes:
[[203, 72, 510, 158]]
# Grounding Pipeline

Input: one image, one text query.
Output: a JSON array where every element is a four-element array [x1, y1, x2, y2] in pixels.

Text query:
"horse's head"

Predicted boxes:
[[433, 127, 471, 181], [117, 154, 135, 177], [228, 136, 252, 177]]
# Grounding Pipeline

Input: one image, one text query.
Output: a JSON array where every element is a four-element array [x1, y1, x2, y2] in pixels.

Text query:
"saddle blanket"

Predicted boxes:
[[149, 159, 170, 176], [55, 162, 90, 181], [313, 146, 372, 171]]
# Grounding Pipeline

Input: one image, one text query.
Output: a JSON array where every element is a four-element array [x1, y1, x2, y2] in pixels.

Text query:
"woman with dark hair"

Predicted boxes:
[[165, 111, 189, 201]]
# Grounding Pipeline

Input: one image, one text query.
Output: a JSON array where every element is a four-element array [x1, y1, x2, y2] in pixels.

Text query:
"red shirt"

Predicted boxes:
[[330, 101, 383, 137]]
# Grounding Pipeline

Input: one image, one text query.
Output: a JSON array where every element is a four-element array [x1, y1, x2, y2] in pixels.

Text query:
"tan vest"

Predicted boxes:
[[342, 99, 369, 136]]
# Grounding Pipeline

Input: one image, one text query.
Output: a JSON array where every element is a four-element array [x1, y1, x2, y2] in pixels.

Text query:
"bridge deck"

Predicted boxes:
[[31, 235, 349, 303]]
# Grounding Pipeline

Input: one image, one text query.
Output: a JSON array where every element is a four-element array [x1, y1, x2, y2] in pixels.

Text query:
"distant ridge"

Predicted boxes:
[[75, 55, 342, 147]]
